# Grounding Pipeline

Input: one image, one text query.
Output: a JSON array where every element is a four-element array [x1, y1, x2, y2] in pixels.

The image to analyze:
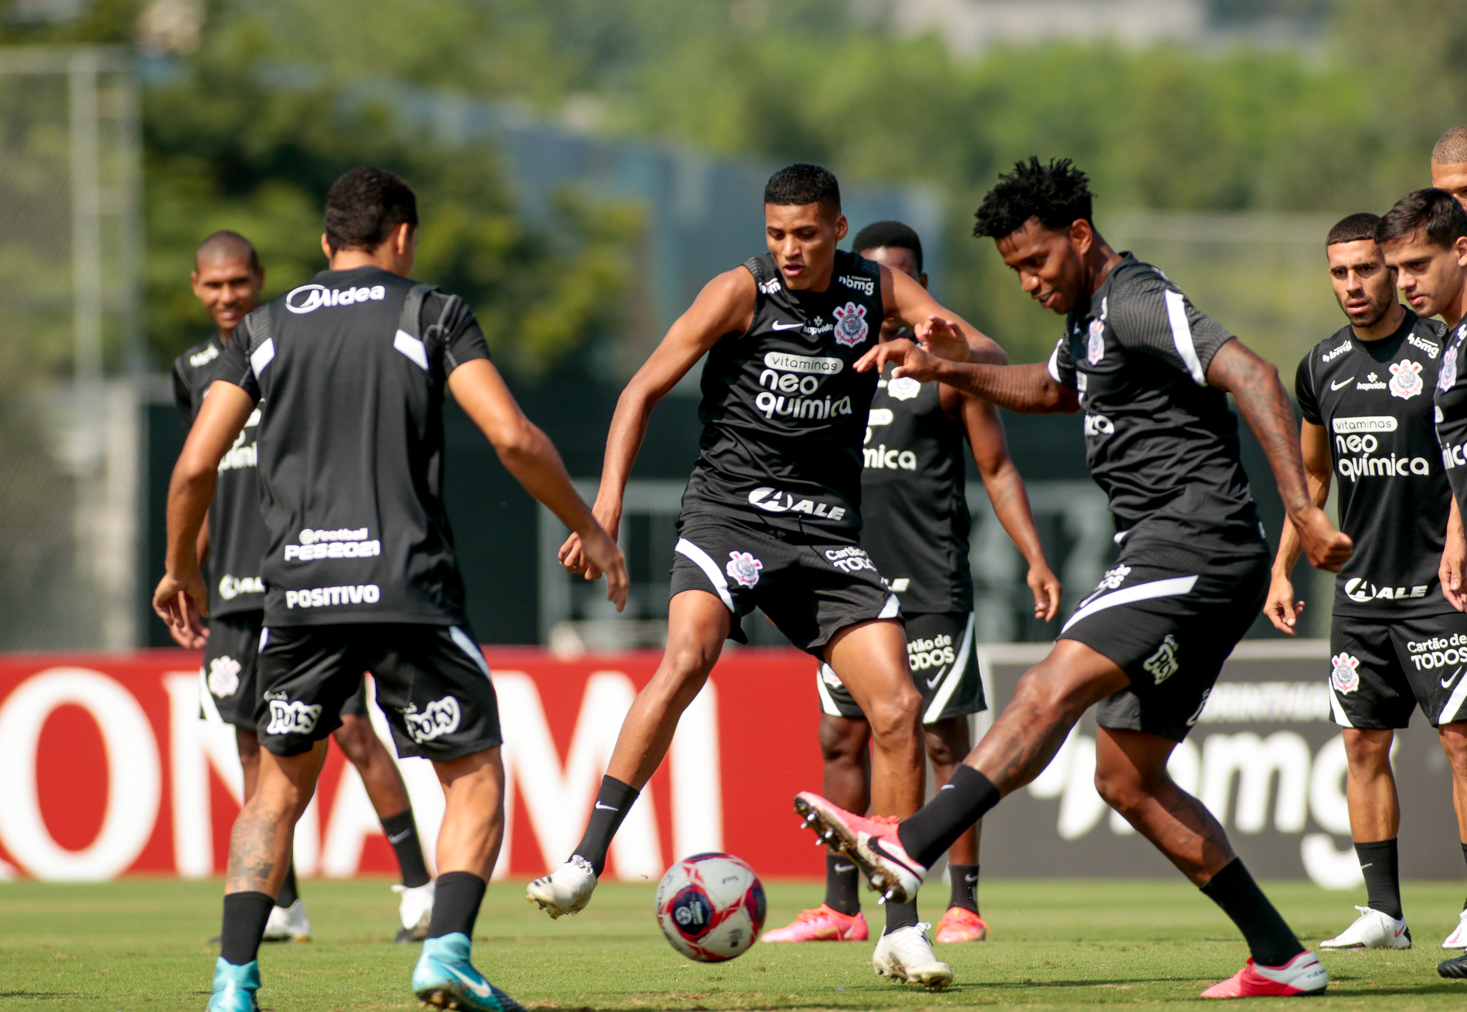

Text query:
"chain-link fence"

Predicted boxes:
[[0, 47, 142, 650]]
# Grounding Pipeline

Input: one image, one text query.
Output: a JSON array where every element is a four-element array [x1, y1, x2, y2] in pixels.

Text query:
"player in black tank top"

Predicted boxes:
[[764, 223, 1060, 947], [791, 159, 1352, 999], [538, 165, 1007, 986]]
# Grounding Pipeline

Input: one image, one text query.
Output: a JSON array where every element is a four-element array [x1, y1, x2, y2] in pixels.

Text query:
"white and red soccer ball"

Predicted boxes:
[[655, 852, 766, 962]]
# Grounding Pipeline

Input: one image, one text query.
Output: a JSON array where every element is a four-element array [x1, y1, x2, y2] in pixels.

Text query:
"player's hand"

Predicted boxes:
[[913, 315, 970, 363], [1263, 572, 1304, 636], [1292, 506, 1353, 572], [1027, 562, 1061, 621], [1442, 534, 1467, 613], [559, 507, 620, 578], [855, 338, 940, 382], [153, 570, 209, 648], [577, 524, 629, 612]]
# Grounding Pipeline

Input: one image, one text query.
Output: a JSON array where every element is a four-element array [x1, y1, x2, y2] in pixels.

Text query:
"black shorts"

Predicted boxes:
[[816, 611, 986, 724], [1059, 538, 1270, 742], [255, 623, 501, 760], [201, 611, 366, 728], [669, 513, 900, 656], [1329, 613, 1467, 728]]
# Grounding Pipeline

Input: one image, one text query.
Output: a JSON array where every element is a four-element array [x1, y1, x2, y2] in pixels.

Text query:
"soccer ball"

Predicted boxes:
[[655, 852, 766, 962]]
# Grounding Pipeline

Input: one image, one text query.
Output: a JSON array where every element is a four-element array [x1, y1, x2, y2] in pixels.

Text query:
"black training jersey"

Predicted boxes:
[[218, 265, 490, 626], [860, 364, 974, 613], [1049, 254, 1263, 551], [173, 334, 268, 617], [681, 249, 884, 542], [1298, 311, 1452, 618], [1435, 320, 1467, 538]]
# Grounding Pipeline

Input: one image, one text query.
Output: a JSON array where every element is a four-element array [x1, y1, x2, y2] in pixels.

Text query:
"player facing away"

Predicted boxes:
[[154, 168, 627, 1012], [792, 158, 1353, 998], [762, 220, 1060, 947], [533, 164, 1007, 988], [1376, 189, 1467, 981], [172, 230, 438, 945], [1267, 209, 1467, 954]]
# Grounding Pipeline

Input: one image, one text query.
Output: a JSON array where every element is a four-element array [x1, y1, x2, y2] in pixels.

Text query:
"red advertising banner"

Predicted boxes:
[[0, 649, 828, 882]]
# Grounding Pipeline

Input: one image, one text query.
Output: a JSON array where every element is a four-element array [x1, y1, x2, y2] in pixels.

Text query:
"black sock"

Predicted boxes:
[[220, 892, 274, 966], [381, 808, 432, 888], [948, 863, 980, 914], [1460, 842, 1467, 910], [1355, 839, 1403, 920], [426, 871, 487, 940], [275, 864, 299, 908], [824, 852, 861, 916], [896, 766, 1000, 869], [1199, 858, 1304, 967], [572, 775, 640, 876], [883, 896, 919, 935]]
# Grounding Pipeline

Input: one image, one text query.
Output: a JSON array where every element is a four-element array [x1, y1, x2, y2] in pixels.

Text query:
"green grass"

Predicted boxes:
[[0, 877, 1463, 1011]]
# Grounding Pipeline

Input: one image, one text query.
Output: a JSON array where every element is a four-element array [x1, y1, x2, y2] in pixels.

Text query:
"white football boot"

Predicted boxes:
[[871, 923, 953, 989], [1319, 905, 1411, 949], [393, 880, 435, 943], [1441, 908, 1467, 948], [526, 856, 597, 918], [261, 899, 312, 942]]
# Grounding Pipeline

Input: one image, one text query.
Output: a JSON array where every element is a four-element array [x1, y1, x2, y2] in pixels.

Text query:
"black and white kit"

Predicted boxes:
[[1048, 254, 1271, 740], [219, 267, 502, 757], [817, 611, 984, 724]]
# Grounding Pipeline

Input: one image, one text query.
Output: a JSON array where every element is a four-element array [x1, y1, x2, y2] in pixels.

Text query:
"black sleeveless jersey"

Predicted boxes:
[[218, 266, 491, 626], [173, 334, 268, 617], [860, 364, 974, 613], [681, 249, 884, 542], [1050, 254, 1263, 551], [1298, 311, 1452, 618]]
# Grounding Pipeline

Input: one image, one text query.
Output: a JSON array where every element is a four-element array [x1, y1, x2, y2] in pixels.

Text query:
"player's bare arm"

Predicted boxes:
[[1264, 420, 1331, 634], [448, 358, 627, 610], [946, 385, 1061, 620], [559, 267, 755, 575], [881, 264, 1007, 366], [153, 379, 255, 645], [1204, 339, 1351, 572], [1445, 497, 1467, 613], [858, 338, 1079, 414]]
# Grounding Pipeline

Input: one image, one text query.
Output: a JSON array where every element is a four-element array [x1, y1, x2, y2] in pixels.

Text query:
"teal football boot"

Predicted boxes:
[[412, 933, 524, 1011], [206, 957, 259, 1011]]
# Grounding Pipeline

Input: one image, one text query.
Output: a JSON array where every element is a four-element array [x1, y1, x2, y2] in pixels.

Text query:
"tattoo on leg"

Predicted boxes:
[[1120, 783, 1235, 883], [970, 697, 1081, 793], [227, 810, 281, 894]]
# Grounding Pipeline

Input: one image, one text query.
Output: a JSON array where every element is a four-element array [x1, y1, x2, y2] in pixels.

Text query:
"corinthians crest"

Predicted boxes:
[[1330, 652, 1360, 694], [726, 551, 764, 588], [208, 655, 241, 697], [1389, 358, 1423, 400], [1443, 338, 1461, 392], [1087, 318, 1106, 364], [832, 302, 869, 348]]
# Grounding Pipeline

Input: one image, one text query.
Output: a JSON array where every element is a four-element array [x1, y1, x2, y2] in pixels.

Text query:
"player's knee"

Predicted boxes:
[[818, 718, 868, 765], [1093, 765, 1146, 814], [332, 717, 377, 764], [865, 689, 922, 746], [1012, 664, 1083, 724], [1342, 727, 1393, 770]]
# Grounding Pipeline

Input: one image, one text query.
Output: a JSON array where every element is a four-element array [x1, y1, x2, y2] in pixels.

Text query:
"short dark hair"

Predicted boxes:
[[852, 220, 923, 272], [764, 163, 840, 213], [1433, 126, 1467, 165], [324, 167, 418, 254], [974, 157, 1093, 240], [1375, 188, 1467, 250], [1326, 212, 1381, 247], [195, 229, 259, 272]]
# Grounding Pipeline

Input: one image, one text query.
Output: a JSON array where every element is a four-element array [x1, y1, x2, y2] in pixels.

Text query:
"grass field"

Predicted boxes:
[[1, 877, 1463, 1011]]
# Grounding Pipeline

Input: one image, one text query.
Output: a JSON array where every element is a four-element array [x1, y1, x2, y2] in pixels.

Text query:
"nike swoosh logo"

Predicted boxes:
[[1443, 667, 1464, 690], [925, 667, 946, 688], [443, 964, 491, 998], [387, 830, 412, 844], [939, 784, 954, 790], [771, 321, 804, 331], [1359, 862, 1372, 870], [1331, 377, 1355, 390], [594, 802, 619, 811], [1396, 925, 1407, 937], [833, 864, 855, 873], [964, 874, 977, 883]]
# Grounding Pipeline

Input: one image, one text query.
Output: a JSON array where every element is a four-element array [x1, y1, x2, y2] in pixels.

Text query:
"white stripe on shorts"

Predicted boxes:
[[450, 625, 492, 679], [674, 538, 736, 613], [1438, 669, 1467, 725], [1328, 685, 1354, 728], [1060, 575, 1199, 635], [923, 612, 976, 725], [815, 662, 843, 717], [879, 593, 901, 619]]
